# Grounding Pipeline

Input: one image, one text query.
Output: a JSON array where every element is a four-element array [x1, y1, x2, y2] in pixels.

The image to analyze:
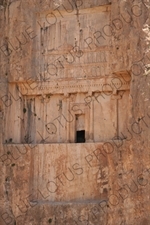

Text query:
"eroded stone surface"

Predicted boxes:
[[0, 0, 150, 224]]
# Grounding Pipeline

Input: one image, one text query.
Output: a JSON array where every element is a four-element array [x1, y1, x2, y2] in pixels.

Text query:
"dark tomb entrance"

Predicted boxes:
[[76, 130, 85, 143], [75, 114, 86, 143]]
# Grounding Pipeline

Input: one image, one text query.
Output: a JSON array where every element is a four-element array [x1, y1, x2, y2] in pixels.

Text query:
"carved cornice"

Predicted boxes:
[[15, 73, 130, 96]]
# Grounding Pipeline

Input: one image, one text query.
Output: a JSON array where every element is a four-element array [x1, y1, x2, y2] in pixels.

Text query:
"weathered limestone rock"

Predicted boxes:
[[0, 0, 150, 224]]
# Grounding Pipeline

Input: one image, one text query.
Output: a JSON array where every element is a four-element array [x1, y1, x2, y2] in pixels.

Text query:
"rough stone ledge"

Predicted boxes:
[[30, 199, 107, 206]]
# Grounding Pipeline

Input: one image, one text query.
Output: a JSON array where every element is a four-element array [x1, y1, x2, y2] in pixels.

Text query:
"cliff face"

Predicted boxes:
[[0, 0, 150, 224]]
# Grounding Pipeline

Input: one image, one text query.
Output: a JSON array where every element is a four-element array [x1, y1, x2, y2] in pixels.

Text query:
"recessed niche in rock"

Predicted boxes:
[[4, 4, 131, 144], [5, 71, 130, 144], [1, 0, 150, 223]]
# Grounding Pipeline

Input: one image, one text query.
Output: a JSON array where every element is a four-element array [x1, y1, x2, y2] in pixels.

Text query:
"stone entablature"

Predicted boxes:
[[17, 73, 130, 96]]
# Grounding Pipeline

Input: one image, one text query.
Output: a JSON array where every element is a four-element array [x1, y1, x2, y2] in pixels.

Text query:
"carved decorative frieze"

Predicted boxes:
[[17, 72, 130, 96]]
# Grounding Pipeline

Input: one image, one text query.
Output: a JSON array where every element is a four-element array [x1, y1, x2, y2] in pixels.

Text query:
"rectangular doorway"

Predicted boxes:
[[75, 114, 85, 143], [76, 130, 85, 143]]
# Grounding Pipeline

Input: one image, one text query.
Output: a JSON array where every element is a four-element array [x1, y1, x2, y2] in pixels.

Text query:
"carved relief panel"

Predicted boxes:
[[3, 3, 131, 145], [35, 4, 111, 81]]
